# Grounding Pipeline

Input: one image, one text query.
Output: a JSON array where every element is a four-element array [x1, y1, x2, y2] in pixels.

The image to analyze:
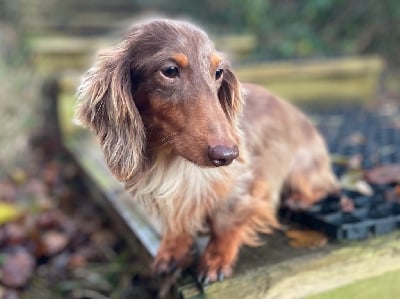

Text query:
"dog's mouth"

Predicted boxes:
[[209, 158, 232, 167]]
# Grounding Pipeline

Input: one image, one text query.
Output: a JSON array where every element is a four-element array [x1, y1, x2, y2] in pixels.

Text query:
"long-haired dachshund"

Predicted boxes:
[[75, 19, 338, 282]]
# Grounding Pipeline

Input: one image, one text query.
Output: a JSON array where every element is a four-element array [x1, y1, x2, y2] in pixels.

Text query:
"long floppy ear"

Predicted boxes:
[[74, 44, 145, 182], [218, 65, 243, 123]]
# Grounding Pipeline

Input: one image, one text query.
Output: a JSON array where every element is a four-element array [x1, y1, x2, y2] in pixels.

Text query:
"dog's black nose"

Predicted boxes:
[[208, 145, 239, 167]]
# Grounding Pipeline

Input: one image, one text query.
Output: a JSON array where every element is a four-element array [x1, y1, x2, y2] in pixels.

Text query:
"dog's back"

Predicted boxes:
[[241, 83, 339, 209]]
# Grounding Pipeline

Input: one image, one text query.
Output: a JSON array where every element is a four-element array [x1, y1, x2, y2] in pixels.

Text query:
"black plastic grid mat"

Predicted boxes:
[[281, 106, 400, 240]]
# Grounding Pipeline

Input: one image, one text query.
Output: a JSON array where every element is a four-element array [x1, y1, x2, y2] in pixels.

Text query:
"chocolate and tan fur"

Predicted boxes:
[[75, 19, 338, 282]]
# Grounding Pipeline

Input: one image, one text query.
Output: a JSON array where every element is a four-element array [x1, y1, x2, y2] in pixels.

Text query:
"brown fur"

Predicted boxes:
[[173, 53, 189, 68], [75, 19, 338, 281]]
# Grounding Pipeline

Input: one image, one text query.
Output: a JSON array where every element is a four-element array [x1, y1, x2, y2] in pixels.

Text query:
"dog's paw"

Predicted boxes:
[[198, 242, 235, 284], [153, 235, 194, 276]]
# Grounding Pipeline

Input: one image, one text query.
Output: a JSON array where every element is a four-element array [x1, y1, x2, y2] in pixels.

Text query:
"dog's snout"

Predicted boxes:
[[208, 145, 239, 167]]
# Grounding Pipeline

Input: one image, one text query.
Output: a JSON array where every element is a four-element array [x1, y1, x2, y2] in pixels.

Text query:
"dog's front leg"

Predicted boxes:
[[198, 222, 243, 283], [199, 195, 277, 283], [153, 232, 194, 275]]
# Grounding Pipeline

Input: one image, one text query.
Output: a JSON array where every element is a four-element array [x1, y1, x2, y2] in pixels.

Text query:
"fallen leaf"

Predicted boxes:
[[385, 185, 400, 203], [36, 210, 66, 229], [340, 170, 374, 196], [0, 181, 17, 202], [364, 164, 400, 185], [68, 253, 87, 268], [39, 231, 69, 256], [4, 223, 26, 246], [285, 229, 328, 249], [353, 181, 374, 196], [3, 289, 20, 299], [0, 203, 22, 225], [10, 168, 27, 185], [0, 248, 35, 288], [340, 196, 355, 212]]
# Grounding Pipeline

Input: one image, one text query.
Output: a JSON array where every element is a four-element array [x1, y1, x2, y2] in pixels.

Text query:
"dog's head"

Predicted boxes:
[[75, 19, 242, 182]]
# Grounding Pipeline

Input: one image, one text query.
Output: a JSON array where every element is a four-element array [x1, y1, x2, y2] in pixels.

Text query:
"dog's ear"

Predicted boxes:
[[75, 44, 145, 182], [218, 65, 243, 123]]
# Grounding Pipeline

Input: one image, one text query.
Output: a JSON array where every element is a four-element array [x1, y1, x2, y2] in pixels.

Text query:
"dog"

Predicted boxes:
[[75, 19, 338, 282]]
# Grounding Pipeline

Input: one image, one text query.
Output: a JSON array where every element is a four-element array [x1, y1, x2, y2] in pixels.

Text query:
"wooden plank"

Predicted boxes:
[[21, 19, 130, 36], [18, 0, 135, 6], [254, 76, 378, 104], [235, 56, 384, 80], [307, 269, 400, 299], [179, 232, 400, 299], [235, 56, 385, 102]]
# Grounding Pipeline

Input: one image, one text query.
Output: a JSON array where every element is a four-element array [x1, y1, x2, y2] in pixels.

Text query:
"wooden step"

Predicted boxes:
[[16, 0, 137, 36]]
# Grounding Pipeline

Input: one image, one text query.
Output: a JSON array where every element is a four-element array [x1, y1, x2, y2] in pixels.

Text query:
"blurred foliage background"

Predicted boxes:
[[0, 0, 399, 167], [1, 0, 400, 62], [157, 0, 400, 64]]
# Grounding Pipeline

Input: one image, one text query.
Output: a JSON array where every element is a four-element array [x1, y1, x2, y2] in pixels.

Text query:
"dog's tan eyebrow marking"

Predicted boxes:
[[173, 53, 189, 68], [210, 53, 222, 69]]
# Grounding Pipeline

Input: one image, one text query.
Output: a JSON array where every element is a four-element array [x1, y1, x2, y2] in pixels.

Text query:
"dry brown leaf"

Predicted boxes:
[[385, 185, 400, 203], [40, 231, 69, 256], [68, 253, 88, 268], [340, 196, 355, 212], [285, 229, 328, 249], [0, 248, 35, 288], [364, 164, 400, 185], [4, 223, 27, 246]]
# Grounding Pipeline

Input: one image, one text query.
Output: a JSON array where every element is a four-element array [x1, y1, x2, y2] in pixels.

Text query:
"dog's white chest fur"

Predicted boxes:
[[126, 155, 235, 233]]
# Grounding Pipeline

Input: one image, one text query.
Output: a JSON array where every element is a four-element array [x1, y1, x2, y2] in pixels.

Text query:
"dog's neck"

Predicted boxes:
[[124, 150, 234, 232]]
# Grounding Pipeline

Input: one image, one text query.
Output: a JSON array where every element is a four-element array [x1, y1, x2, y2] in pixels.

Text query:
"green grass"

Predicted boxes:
[[307, 270, 400, 299]]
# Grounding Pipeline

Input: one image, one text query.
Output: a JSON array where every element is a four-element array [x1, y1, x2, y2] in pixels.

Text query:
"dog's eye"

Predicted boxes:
[[215, 68, 224, 80], [161, 66, 179, 78]]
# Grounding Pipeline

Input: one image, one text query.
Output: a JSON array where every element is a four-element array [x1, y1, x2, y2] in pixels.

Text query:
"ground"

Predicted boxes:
[[0, 144, 159, 299]]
